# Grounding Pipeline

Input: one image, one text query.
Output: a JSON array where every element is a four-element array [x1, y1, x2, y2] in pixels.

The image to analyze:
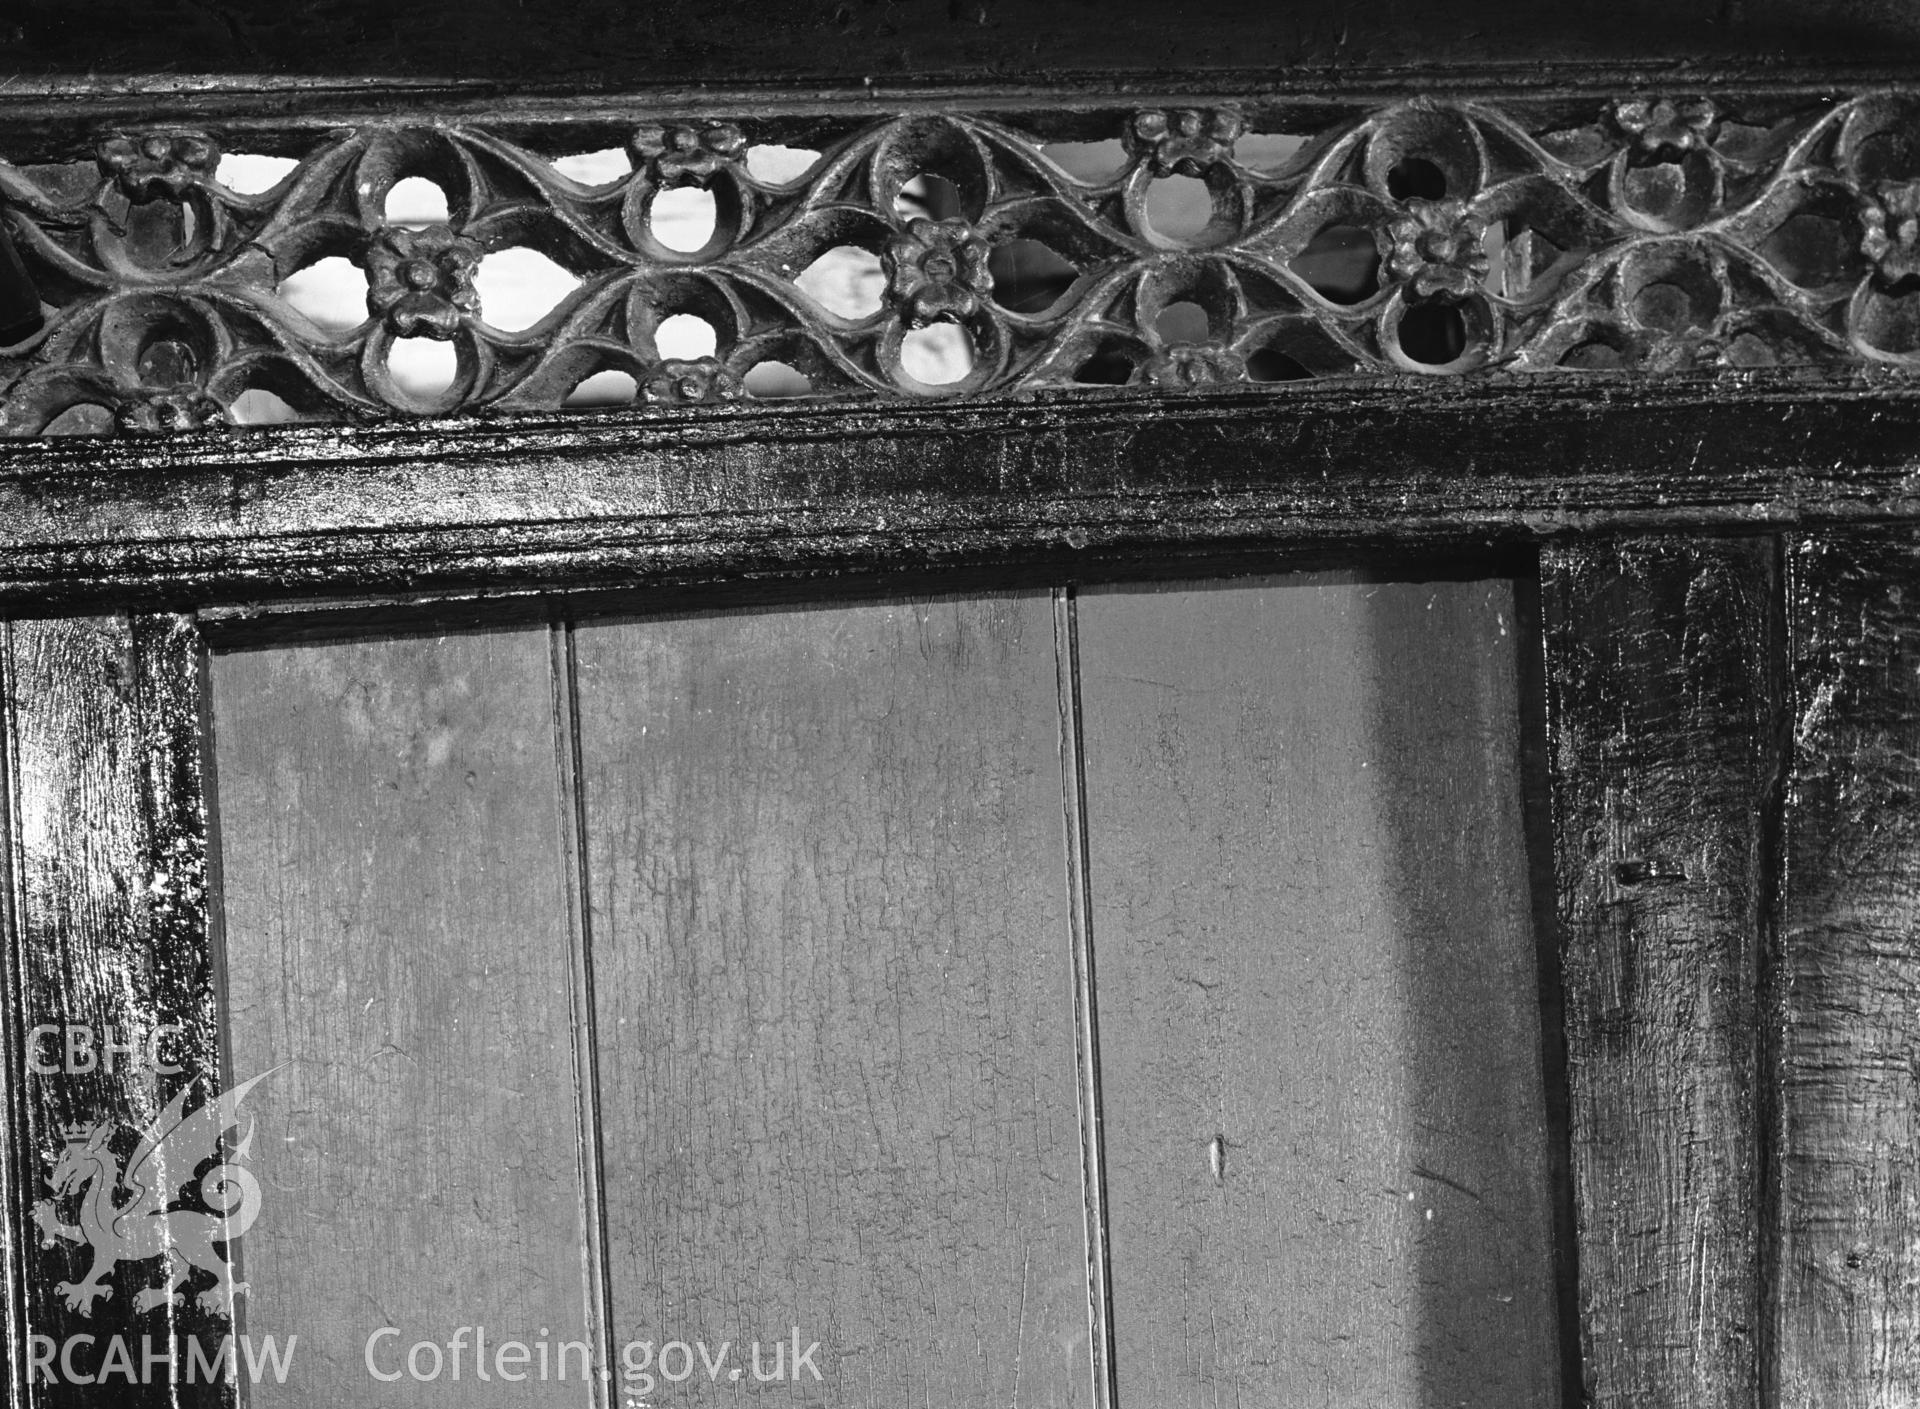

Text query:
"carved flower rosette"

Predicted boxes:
[[0, 91, 1915, 433]]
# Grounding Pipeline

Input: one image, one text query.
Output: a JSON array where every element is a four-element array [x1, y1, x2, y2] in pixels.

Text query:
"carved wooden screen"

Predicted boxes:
[[3, 25, 1920, 1409], [0, 93, 1910, 426]]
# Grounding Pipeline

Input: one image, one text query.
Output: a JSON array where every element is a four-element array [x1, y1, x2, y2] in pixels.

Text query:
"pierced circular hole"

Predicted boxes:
[[1291, 225, 1381, 305], [136, 337, 197, 387], [1073, 349, 1135, 384], [1727, 331, 1779, 368], [1154, 300, 1211, 345], [1856, 287, 1920, 355], [895, 174, 964, 221], [563, 369, 638, 408], [795, 246, 885, 318], [474, 247, 580, 332], [899, 323, 974, 386], [1853, 129, 1920, 185], [1396, 301, 1470, 366], [386, 338, 457, 398], [551, 148, 632, 186], [746, 144, 821, 184], [1386, 157, 1448, 200], [1247, 347, 1312, 381], [216, 153, 298, 194], [655, 313, 718, 360], [384, 176, 450, 227], [229, 388, 302, 425], [1620, 159, 1713, 232], [650, 186, 718, 253], [743, 360, 812, 398], [1044, 140, 1130, 182], [989, 239, 1079, 313], [1759, 212, 1853, 289], [1143, 175, 1213, 242], [1621, 247, 1722, 334], [42, 404, 113, 436], [278, 256, 370, 333], [1366, 111, 1481, 202], [1632, 279, 1716, 333], [120, 200, 197, 262], [1562, 340, 1626, 368]]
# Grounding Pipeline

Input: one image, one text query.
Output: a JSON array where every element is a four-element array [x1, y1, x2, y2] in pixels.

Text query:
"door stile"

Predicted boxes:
[[1, 613, 230, 1409], [1541, 540, 1780, 1409]]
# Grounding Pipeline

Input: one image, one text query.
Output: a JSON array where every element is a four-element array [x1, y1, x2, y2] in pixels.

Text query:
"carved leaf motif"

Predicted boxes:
[[0, 94, 1908, 432]]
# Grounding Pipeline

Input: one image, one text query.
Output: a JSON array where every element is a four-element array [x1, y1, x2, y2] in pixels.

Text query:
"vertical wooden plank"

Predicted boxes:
[[2, 614, 227, 1409], [1079, 576, 1561, 1409], [1055, 590, 1117, 1409], [1777, 531, 1920, 1408], [0, 626, 16, 1409], [551, 623, 617, 1404], [210, 628, 598, 1407], [1543, 539, 1773, 1409], [577, 595, 1092, 1409]]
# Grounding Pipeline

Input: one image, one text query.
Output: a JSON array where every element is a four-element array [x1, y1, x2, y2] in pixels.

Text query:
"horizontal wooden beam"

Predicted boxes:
[[5, 1, 1920, 95], [0, 379, 1916, 608]]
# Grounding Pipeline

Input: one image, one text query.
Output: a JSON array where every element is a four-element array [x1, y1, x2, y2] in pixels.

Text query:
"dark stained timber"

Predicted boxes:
[[0, 88, 1918, 432], [8, 42, 1920, 1409], [14, 382, 1920, 612], [1777, 530, 1920, 1409], [1543, 539, 1777, 1409], [8, 0, 1920, 88], [0, 614, 227, 1409]]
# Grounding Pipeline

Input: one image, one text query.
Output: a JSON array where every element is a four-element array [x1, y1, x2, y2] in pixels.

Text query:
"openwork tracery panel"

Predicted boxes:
[[0, 91, 1917, 433]]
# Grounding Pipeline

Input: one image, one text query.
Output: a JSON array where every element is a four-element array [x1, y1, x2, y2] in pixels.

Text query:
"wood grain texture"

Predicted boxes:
[[1543, 539, 1776, 1409], [16, 380, 1920, 612], [576, 595, 1092, 1409], [1776, 531, 1920, 1409], [210, 627, 598, 1406], [1077, 576, 1561, 1408], [2, 613, 225, 1409], [3, 2, 1919, 91]]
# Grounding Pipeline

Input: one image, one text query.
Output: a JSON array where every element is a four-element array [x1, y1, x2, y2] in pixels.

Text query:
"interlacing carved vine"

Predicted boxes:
[[2, 92, 1919, 434]]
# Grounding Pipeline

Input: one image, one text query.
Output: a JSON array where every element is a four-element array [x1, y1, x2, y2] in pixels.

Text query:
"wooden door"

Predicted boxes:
[[8, 27, 1912, 1408], [195, 571, 1564, 1407]]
